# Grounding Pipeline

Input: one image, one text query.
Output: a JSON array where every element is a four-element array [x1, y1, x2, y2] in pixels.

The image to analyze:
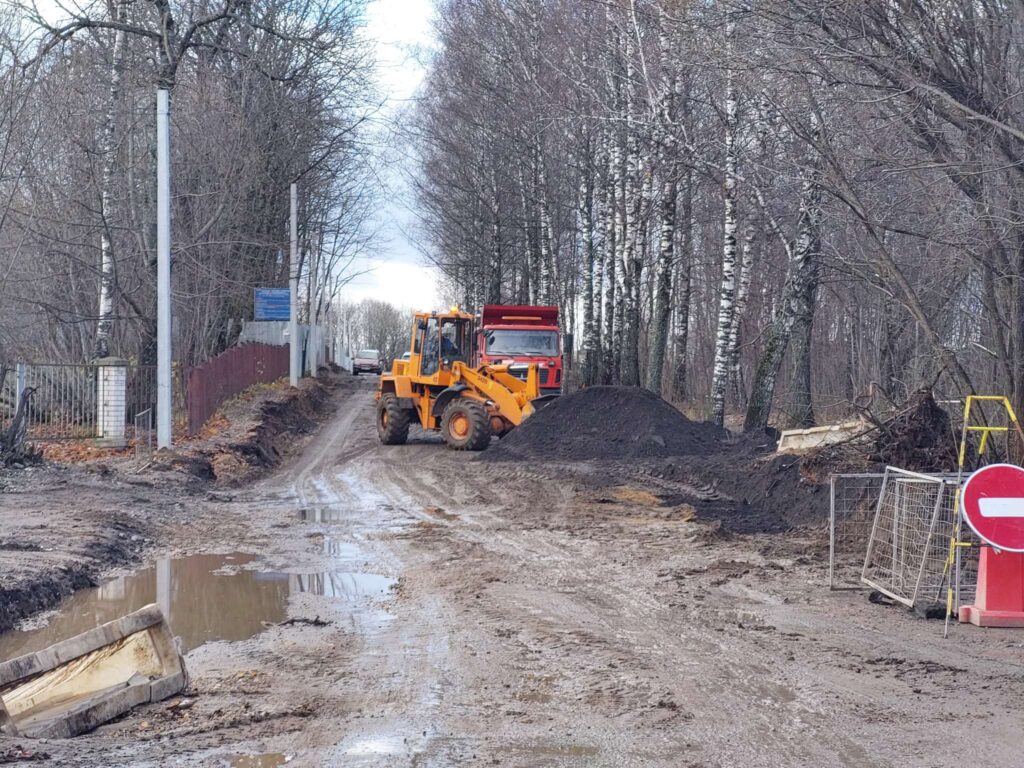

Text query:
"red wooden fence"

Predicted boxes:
[[186, 343, 289, 435]]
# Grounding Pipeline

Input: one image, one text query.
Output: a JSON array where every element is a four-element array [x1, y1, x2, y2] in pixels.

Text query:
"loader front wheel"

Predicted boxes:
[[441, 398, 491, 451], [377, 394, 410, 445]]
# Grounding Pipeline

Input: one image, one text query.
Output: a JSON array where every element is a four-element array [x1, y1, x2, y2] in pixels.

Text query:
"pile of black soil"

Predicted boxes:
[[485, 385, 829, 535], [651, 453, 827, 534], [484, 386, 733, 462]]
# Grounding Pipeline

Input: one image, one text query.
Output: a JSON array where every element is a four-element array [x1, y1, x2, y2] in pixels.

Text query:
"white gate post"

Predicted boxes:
[[95, 357, 128, 448]]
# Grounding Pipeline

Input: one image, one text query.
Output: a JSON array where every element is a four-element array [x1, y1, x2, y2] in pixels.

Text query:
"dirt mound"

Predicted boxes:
[[143, 373, 343, 485], [652, 453, 827, 534], [484, 386, 730, 462], [203, 377, 335, 483], [0, 514, 147, 634]]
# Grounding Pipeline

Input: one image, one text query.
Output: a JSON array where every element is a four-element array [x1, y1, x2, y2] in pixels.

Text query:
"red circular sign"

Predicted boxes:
[[961, 464, 1024, 552]]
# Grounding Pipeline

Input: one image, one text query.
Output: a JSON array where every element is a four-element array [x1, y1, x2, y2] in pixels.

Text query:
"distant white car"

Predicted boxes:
[[401, 352, 411, 361]]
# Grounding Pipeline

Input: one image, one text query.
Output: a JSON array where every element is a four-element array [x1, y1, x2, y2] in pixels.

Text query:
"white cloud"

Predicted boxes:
[[364, 0, 433, 104], [343, 258, 439, 311]]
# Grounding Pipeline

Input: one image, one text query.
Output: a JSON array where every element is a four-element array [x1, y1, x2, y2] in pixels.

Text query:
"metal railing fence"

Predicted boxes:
[[185, 343, 289, 435], [0, 362, 185, 442]]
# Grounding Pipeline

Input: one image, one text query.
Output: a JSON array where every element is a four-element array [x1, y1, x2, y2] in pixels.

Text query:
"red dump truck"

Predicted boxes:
[[476, 304, 563, 394]]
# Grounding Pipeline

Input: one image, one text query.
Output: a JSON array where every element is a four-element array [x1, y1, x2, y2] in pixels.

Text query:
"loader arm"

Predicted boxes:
[[451, 362, 539, 426]]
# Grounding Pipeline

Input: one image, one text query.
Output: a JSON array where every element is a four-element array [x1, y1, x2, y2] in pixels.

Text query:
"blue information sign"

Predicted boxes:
[[254, 288, 290, 320]]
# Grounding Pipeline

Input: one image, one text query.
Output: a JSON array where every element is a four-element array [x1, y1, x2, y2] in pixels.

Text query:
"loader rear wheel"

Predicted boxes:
[[377, 394, 410, 445], [441, 398, 491, 451]]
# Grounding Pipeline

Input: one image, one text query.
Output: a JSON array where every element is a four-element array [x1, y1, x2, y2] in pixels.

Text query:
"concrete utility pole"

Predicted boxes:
[[289, 182, 300, 386], [156, 89, 172, 449]]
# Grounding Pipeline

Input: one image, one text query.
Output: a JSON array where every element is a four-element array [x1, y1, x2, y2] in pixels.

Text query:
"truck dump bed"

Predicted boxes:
[[481, 305, 558, 327]]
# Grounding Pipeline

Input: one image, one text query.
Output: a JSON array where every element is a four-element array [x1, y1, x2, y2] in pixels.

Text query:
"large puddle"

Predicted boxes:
[[0, 553, 395, 661]]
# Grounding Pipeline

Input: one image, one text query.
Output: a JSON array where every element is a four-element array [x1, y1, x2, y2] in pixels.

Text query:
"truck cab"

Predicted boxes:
[[476, 305, 562, 393]]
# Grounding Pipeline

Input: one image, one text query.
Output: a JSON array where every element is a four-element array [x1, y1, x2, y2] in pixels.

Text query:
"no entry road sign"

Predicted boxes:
[[961, 463, 1024, 552]]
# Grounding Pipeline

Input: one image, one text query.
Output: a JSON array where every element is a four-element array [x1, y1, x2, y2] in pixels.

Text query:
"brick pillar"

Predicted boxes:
[[95, 357, 128, 448]]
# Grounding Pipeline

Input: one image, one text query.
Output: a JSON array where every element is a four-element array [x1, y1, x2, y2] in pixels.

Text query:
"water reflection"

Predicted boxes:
[[290, 571, 395, 599], [0, 553, 394, 661]]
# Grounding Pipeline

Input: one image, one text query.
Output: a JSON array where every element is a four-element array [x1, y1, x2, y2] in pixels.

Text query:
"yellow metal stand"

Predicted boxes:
[[943, 396, 1024, 637]]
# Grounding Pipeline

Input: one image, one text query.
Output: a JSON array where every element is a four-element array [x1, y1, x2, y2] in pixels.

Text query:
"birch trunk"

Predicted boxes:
[[647, 168, 676, 394], [536, 146, 554, 305], [592, 142, 605, 380], [611, 130, 626, 384], [727, 221, 755, 406], [671, 169, 693, 402], [579, 132, 599, 385], [619, 27, 642, 387], [601, 132, 618, 385], [93, 0, 128, 359], [488, 170, 502, 303], [519, 166, 538, 304], [709, 19, 739, 425], [744, 142, 823, 431], [785, 300, 817, 428]]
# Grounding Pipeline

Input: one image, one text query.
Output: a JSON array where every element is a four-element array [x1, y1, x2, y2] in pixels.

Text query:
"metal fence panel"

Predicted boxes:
[[857, 468, 979, 608], [829, 473, 885, 589], [185, 343, 289, 435], [0, 363, 100, 440], [0, 362, 185, 443]]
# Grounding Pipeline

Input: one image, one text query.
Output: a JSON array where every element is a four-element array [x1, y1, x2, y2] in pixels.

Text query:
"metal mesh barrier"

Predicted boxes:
[[861, 469, 945, 606], [829, 473, 885, 589], [860, 468, 975, 607], [831, 470, 981, 611]]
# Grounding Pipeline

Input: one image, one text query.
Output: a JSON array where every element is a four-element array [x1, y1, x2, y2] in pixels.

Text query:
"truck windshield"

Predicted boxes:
[[485, 330, 558, 356]]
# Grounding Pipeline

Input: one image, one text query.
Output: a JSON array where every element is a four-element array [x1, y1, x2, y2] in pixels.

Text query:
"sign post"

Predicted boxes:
[[959, 463, 1024, 627]]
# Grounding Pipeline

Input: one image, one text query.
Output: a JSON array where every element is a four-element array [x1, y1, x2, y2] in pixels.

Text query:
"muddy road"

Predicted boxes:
[[4, 380, 1022, 767]]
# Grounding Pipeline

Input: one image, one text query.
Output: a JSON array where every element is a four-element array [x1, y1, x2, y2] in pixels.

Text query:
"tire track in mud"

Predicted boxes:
[[333, 397, 892, 768], [317, 393, 916, 766], [253, 384, 458, 765]]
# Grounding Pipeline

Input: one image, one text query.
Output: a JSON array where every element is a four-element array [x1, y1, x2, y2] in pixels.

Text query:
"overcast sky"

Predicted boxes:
[[340, 0, 439, 311]]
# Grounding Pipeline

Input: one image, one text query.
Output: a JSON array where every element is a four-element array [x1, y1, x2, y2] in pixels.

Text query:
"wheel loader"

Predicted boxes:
[[375, 308, 549, 450]]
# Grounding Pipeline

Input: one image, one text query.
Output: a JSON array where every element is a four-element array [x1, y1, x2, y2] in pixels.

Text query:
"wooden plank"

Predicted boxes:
[[0, 604, 165, 687], [0, 604, 185, 738]]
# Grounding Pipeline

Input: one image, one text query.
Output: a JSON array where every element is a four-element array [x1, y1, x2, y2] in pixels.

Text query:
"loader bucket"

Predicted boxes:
[[0, 604, 186, 738]]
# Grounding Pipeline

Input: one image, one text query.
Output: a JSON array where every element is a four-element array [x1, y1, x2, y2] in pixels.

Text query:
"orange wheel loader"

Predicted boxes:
[[375, 308, 553, 450]]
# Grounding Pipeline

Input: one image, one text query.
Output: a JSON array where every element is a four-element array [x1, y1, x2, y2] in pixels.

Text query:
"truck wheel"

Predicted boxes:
[[441, 398, 491, 451], [377, 394, 410, 445]]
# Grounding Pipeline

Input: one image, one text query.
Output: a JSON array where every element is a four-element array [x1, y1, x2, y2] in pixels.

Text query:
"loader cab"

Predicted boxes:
[[409, 311, 475, 380]]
